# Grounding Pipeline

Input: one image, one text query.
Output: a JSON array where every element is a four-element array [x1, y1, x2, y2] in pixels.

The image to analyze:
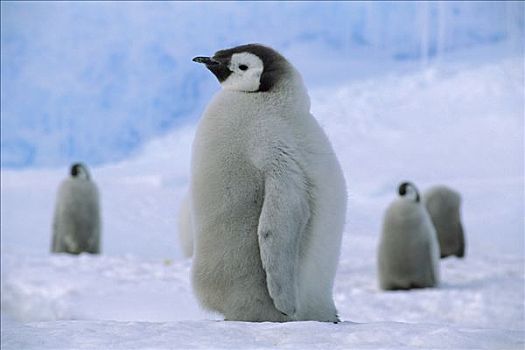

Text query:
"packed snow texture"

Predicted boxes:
[[2, 46, 523, 348], [1, 1, 524, 168]]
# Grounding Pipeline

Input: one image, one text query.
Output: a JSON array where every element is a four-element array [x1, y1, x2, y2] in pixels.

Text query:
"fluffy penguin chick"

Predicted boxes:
[[177, 192, 194, 258], [52, 163, 101, 254], [378, 182, 439, 290], [423, 185, 465, 258], [190, 44, 346, 322]]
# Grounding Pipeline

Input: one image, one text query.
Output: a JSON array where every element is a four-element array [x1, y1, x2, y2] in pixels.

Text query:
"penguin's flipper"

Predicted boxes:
[[257, 147, 310, 318]]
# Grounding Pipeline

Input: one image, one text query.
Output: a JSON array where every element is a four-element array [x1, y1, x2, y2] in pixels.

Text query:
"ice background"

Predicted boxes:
[[1, 2, 524, 349], [2, 1, 523, 168]]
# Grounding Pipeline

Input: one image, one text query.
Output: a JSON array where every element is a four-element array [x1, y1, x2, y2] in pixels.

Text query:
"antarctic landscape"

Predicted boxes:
[[1, 2, 524, 349]]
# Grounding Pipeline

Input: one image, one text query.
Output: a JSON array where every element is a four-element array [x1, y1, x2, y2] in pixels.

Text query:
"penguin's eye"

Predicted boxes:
[[239, 64, 248, 71]]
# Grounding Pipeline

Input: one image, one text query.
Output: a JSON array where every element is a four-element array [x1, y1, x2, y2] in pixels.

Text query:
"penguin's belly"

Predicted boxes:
[[191, 133, 267, 312], [192, 135, 263, 229], [57, 183, 99, 250]]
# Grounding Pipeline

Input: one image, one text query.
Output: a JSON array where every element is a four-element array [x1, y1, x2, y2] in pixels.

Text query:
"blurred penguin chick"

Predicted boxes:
[[378, 182, 440, 290], [423, 185, 465, 258], [52, 163, 101, 254]]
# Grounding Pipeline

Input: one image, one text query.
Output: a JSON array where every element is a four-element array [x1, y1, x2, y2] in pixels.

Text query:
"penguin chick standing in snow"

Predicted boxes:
[[177, 192, 194, 258], [423, 185, 465, 258], [190, 44, 346, 322], [378, 182, 439, 290], [52, 163, 101, 254]]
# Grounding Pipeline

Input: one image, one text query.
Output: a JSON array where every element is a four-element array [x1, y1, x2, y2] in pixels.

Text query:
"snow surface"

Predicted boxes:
[[1, 50, 524, 348]]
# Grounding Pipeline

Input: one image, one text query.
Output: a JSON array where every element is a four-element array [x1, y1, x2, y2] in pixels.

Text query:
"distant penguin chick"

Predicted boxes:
[[51, 163, 101, 254], [423, 185, 465, 258], [190, 44, 346, 322], [177, 192, 194, 258], [378, 182, 440, 290]]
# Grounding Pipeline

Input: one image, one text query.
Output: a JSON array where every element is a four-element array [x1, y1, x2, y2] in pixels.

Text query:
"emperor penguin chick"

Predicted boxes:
[[423, 185, 465, 258], [52, 163, 101, 254], [177, 192, 194, 258], [190, 44, 346, 322], [378, 182, 439, 290]]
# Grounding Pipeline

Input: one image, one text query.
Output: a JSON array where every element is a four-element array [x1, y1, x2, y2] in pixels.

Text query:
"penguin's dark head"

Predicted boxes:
[[70, 163, 90, 180], [193, 44, 290, 92], [398, 181, 420, 202]]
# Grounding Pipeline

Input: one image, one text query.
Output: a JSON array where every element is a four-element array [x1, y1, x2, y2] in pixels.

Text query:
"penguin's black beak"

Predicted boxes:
[[193, 55, 232, 83], [192, 56, 220, 66]]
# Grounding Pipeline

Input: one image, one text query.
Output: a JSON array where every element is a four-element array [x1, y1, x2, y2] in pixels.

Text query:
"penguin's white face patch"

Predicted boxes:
[[221, 52, 264, 92], [403, 186, 419, 201], [74, 166, 89, 180]]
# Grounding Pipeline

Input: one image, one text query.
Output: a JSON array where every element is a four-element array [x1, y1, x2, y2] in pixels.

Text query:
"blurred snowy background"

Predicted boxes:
[[1, 1, 523, 168], [1, 2, 524, 349]]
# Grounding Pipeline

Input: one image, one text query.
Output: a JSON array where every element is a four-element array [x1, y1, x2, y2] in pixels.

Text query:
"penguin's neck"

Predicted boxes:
[[270, 70, 311, 113]]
